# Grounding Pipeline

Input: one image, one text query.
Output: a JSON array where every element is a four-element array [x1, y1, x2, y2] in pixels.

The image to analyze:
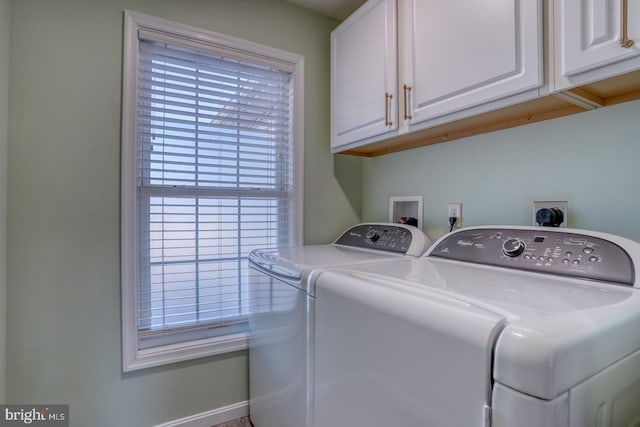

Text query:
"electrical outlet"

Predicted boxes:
[[533, 201, 568, 227], [448, 202, 462, 228]]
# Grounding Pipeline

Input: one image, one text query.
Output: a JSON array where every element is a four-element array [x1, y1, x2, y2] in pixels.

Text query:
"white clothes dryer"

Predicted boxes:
[[247, 223, 431, 427], [314, 226, 640, 427]]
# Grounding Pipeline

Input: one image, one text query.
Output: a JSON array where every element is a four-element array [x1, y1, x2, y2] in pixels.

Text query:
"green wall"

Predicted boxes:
[[362, 99, 640, 243], [0, 0, 9, 404], [6, 0, 357, 425]]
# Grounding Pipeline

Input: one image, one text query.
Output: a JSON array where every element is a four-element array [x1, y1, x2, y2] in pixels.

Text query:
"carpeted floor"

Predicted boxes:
[[212, 416, 252, 427]]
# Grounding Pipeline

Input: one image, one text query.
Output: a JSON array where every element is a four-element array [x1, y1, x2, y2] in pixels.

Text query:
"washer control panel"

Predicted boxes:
[[335, 223, 416, 254], [429, 228, 635, 286]]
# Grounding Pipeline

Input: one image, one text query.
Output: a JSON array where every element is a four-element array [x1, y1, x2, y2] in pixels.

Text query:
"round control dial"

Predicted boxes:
[[366, 230, 380, 242], [502, 238, 526, 257]]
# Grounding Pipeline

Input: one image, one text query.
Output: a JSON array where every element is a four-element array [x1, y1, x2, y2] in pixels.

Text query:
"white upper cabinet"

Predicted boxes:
[[555, 0, 640, 90], [330, 0, 398, 150], [331, 0, 544, 153], [401, 0, 543, 125]]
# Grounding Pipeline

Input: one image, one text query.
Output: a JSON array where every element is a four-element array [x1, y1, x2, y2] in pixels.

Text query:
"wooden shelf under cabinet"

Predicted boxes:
[[340, 70, 640, 157]]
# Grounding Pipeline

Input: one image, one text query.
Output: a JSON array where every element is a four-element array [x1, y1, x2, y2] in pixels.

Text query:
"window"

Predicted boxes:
[[121, 11, 303, 371]]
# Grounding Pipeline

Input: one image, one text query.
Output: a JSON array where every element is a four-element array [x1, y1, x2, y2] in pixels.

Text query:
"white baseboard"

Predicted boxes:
[[153, 401, 249, 427]]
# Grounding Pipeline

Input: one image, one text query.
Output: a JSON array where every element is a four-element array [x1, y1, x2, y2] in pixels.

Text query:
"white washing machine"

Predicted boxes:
[[314, 226, 640, 427], [247, 223, 431, 427]]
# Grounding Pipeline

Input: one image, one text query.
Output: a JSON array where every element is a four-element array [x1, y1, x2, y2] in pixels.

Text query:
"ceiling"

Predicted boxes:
[[285, 0, 366, 21]]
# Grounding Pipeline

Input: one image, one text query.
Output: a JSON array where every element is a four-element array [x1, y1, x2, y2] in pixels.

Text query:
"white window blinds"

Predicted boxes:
[[135, 35, 294, 349]]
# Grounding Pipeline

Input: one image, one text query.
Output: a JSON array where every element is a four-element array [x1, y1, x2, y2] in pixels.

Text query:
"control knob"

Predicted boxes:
[[502, 238, 526, 257], [366, 229, 380, 242]]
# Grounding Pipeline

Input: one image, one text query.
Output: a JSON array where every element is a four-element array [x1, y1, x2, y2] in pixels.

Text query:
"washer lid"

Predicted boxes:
[[492, 281, 640, 400], [248, 244, 410, 293], [426, 259, 640, 400], [250, 244, 405, 278]]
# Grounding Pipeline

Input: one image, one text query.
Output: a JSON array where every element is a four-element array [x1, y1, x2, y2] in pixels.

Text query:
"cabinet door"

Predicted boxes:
[[331, 0, 397, 149], [401, 0, 543, 124], [557, 0, 640, 80]]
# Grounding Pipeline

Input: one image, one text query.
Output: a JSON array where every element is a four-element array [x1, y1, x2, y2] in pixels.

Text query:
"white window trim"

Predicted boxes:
[[121, 10, 304, 372]]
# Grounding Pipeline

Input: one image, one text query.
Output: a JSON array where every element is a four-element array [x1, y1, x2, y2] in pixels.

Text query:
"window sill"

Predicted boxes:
[[123, 332, 248, 372]]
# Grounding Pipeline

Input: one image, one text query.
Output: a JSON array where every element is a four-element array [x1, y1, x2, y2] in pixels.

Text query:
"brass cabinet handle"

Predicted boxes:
[[403, 84, 412, 120], [385, 92, 393, 126], [620, 0, 635, 48]]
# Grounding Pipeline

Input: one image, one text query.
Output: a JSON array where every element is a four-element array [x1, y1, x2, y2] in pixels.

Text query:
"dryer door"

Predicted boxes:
[[314, 270, 505, 427]]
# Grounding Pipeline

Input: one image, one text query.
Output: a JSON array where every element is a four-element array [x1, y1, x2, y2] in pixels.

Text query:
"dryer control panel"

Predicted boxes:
[[334, 223, 428, 256], [428, 227, 635, 286]]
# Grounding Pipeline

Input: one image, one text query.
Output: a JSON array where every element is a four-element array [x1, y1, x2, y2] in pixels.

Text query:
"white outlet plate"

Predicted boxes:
[[448, 202, 462, 227], [533, 201, 568, 227]]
